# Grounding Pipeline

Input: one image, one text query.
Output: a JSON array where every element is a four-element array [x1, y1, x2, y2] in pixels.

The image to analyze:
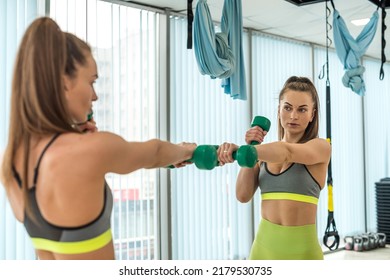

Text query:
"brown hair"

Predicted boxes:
[[278, 76, 320, 143], [1, 17, 92, 215]]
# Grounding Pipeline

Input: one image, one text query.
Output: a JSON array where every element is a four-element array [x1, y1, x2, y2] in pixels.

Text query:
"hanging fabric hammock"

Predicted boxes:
[[332, 9, 378, 96], [193, 0, 246, 100]]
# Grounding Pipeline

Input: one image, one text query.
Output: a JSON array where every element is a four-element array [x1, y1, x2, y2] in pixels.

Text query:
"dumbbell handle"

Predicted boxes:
[[251, 116, 271, 145], [233, 145, 258, 168]]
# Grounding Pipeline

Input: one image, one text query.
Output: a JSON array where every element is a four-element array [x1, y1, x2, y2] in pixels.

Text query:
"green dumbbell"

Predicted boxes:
[[191, 145, 219, 170], [229, 116, 270, 167], [87, 111, 93, 121], [232, 145, 258, 168], [251, 116, 271, 145], [168, 145, 219, 170]]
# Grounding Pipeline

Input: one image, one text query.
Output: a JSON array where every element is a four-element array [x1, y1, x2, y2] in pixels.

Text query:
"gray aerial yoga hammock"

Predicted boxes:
[[193, 0, 246, 100], [332, 9, 378, 96]]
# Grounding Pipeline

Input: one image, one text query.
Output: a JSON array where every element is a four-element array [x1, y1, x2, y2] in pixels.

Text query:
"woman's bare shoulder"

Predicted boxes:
[[307, 137, 329, 144], [56, 131, 123, 150], [307, 137, 331, 150]]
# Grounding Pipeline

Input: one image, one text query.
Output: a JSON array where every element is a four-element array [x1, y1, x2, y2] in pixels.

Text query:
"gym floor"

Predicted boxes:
[[324, 245, 390, 260]]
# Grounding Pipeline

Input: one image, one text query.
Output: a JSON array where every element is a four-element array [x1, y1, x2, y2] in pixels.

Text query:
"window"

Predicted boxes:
[[50, 0, 159, 260]]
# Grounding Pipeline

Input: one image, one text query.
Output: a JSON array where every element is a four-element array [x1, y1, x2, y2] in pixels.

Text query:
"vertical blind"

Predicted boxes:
[[169, 16, 253, 260], [363, 59, 390, 231], [0, 0, 45, 260]]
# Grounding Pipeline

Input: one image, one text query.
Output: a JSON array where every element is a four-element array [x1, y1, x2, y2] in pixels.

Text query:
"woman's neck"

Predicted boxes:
[[282, 132, 304, 143]]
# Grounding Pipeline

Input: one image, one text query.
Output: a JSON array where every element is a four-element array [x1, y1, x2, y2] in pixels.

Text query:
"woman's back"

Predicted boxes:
[[7, 132, 115, 259]]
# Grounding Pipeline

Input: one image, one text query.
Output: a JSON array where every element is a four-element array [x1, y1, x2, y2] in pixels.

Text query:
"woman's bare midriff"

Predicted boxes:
[[261, 200, 317, 226]]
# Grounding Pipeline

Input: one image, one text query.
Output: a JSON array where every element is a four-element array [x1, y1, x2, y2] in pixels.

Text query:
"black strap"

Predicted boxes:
[[187, 0, 194, 49], [324, 83, 339, 251], [33, 133, 61, 184], [12, 133, 61, 188], [380, 1, 387, 80], [330, 0, 335, 10], [322, 0, 339, 251]]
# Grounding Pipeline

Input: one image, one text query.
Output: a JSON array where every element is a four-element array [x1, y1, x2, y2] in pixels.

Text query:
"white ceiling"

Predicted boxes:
[[123, 0, 388, 60]]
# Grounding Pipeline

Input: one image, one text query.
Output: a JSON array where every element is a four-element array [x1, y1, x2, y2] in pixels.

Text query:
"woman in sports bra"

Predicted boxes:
[[218, 76, 331, 259], [0, 17, 195, 260]]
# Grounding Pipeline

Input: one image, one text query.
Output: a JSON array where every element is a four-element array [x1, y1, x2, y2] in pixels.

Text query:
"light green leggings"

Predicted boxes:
[[249, 219, 323, 260]]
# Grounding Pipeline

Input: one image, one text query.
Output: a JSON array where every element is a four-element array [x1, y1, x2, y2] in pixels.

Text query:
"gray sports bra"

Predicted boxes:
[[258, 162, 321, 205]]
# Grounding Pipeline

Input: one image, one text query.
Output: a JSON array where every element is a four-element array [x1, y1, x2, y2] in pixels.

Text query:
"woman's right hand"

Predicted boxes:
[[77, 117, 98, 133], [245, 126, 267, 144]]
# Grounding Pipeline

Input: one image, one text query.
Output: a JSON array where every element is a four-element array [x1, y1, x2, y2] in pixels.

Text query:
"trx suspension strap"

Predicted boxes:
[[322, 0, 339, 251]]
